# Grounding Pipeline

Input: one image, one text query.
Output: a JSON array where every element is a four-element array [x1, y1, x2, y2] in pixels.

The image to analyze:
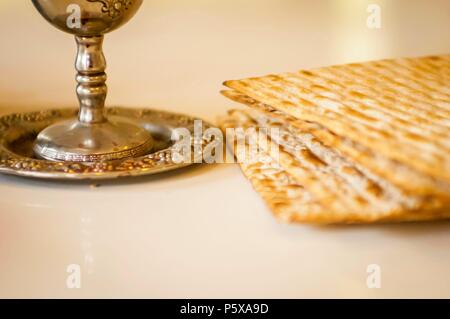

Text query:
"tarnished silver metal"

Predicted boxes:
[[75, 35, 108, 124], [32, 0, 142, 36], [0, 107, 210, 180], [31, 0, 154, 162]]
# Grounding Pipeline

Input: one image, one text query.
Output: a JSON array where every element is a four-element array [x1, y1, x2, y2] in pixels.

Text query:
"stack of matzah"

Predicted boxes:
[[220, 55, 450, 224]]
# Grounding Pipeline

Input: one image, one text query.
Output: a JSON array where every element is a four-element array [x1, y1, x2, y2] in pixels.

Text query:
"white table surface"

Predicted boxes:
[[1, 0, 449, 298]]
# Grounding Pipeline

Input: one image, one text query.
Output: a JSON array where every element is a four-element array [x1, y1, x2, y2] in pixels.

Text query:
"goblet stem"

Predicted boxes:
[[75, 35, 107, 124]]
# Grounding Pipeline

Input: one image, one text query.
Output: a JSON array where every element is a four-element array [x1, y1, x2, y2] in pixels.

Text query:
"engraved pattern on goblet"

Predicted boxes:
[[87, 0, 133, 19]]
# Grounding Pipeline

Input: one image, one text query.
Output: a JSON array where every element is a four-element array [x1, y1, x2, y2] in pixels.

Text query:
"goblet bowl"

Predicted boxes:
[[32, 0, 143, 36]]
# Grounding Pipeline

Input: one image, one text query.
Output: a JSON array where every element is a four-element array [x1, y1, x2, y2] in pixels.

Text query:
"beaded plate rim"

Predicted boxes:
[[0, 107, 211, 180]]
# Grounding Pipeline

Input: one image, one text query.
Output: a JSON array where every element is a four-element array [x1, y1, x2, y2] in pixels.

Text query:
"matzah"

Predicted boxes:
[[224, 55, 450, 184], [221, 55, 450, 224]]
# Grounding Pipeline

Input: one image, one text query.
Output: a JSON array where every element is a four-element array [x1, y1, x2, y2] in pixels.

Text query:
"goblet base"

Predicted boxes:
[[33, 118, 154, 162], [0, 107, 210, 180]]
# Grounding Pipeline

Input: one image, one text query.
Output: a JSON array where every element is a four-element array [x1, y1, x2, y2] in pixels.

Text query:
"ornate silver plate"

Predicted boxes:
[[0, 107, 210, 180]]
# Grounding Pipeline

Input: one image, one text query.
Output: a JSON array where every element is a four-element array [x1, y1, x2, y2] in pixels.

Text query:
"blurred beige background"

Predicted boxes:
[[0, 0, 450, 299]]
